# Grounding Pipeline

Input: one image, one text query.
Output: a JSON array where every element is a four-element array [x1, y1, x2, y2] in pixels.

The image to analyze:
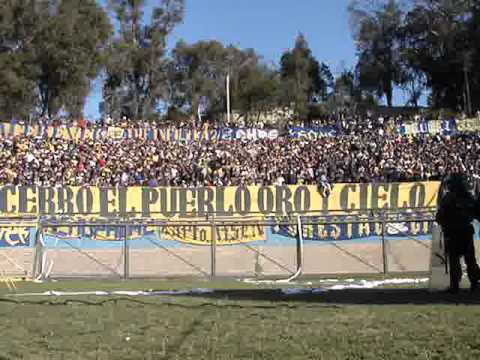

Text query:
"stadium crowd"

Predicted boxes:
[[0, 129, 479, 187]]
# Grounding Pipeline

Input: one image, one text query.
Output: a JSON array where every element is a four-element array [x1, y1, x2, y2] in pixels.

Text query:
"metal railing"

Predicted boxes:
[[27, 210, 439, 281]]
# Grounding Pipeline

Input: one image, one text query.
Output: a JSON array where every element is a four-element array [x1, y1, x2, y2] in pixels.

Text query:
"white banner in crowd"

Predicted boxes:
[[218, 128, 279, 141]]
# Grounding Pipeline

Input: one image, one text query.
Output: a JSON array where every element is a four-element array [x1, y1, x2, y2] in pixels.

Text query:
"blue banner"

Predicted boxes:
[[417, 119, 429, 134], [440, 118, 457, 135], [0, 227, 33, 247], [0, 116, 473, 142], [272, 216, 434, 241], [288, 126, 338, 140]]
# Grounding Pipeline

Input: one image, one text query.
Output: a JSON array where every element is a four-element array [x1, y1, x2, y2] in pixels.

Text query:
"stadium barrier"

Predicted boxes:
[[31, 213, 476, 280], [2, 212, 479, 281], [3, 181, 475, 280]]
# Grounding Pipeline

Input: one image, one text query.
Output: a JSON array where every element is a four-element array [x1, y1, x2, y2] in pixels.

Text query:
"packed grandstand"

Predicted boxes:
[[0, 114, 479, 187]]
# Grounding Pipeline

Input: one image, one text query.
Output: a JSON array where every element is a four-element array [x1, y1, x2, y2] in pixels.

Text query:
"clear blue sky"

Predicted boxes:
[[84, 0, 410, 119]]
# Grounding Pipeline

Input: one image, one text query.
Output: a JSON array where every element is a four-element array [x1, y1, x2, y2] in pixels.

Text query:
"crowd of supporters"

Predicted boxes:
[[0, 123, 479, 186]]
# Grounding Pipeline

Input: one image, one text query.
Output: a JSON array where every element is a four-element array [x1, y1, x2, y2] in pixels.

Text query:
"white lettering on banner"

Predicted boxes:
[[398, 119, 463, 136], [257, 129, 267, 139], [268, 129, 279, 140], [246, 128, 257, 140], [418, 121, 429, 133], [220, 128, 233, 140], [289, 128, 337, 140], [219, 128, 279, 141], [303, 130, 315, 140], [236, 129, 246, 140]]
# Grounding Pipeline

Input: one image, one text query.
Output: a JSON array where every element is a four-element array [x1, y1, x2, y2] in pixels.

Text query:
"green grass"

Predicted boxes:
[[1, 279, 480, 359]]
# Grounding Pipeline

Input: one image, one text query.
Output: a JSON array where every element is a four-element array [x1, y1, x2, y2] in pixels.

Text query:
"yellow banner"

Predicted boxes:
[[0, 182, 440, 245], [457, 118, 480, 132]]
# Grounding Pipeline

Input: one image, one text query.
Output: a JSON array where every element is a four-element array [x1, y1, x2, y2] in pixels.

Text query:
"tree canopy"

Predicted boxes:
[[102, 0, 185, 120], [0, 0, 112, 119], [1, 1, 479, 123], [279, 34, 333, 119], [349, 0, 480, 113]]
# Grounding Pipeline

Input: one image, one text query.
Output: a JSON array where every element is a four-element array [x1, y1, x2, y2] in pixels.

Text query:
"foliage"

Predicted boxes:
[[170, 40, 280, 124], [2, 1, 480, 121], [0, 0, 112, 119], [103, 0, 185, 120], [169, 40, 228, 121], [349, 0, 406, 107], [233, 63, 280, 124], [279, 33, 333, 119], [402, 0, 480, 112], [350, 0, 480, 112]]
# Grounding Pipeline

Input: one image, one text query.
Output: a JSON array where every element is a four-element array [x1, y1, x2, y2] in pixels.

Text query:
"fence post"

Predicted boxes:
[[124, 224, 129, 280], [381, 216, 388, 275], [32, 220, 43, 279], [211, 218, 217, 280]]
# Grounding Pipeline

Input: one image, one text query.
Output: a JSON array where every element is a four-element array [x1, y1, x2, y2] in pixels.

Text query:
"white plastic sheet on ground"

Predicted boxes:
[[12, 288, 215, 297], [10, 278, 429, 297], [278, 278, 428, 295]]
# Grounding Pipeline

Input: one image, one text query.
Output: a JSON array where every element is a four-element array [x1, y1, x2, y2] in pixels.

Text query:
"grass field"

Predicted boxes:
[[1, 278, 480, 360]]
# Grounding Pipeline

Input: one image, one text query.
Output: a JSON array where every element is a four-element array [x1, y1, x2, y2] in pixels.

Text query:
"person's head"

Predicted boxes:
[[444, 172, 471, 195]]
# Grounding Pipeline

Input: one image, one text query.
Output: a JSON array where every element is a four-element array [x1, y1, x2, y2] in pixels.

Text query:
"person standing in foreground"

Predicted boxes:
[[436, 173, 480, 293]]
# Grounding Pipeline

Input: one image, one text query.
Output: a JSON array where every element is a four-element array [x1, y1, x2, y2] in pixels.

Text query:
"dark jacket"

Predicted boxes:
[[436, 191, 476, 254], [436, 192, 476, 231], [476, 197, 480, 223]]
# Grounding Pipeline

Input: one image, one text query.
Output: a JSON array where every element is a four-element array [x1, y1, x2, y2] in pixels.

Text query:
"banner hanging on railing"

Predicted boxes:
[[397, 118, 480, 136], [0, 182, 440, 246], [273, 217, 435, 241], [288, 126, 338, 139], [217, 128, 279, 141], [0, 117, 479, 141]]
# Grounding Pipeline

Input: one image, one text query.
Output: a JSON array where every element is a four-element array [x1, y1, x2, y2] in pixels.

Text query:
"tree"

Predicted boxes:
[[103, 0, 185, 120], [402, 0, 479, 112], [170, 40, 228, 121], [279, 33, 332, 119], [468, 0, 480, 112], [0, 0, 112, 119], [234, 64, 280, 124], [349, 0, 406, 107], [224, 46, 282, 124], [0, 1, 36, 119], [169, 40, 282, 124], [318, 62, 334, 100]]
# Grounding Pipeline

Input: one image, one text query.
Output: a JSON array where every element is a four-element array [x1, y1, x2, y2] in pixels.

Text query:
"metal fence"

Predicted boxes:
[[21, 211, 453, 281]]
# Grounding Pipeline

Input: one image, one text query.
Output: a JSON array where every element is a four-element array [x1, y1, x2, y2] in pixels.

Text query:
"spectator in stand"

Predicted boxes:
[[0, 131, 479, 187]]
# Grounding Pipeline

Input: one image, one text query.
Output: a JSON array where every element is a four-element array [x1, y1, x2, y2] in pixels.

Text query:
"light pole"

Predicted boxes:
[[464, 52, 472, 116], [226, 72, 231, 125], [225, 57, 254, 126]]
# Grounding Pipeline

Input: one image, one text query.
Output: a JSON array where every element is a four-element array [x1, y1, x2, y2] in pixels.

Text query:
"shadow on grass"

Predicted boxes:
[[182, 288, 480, 305]]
